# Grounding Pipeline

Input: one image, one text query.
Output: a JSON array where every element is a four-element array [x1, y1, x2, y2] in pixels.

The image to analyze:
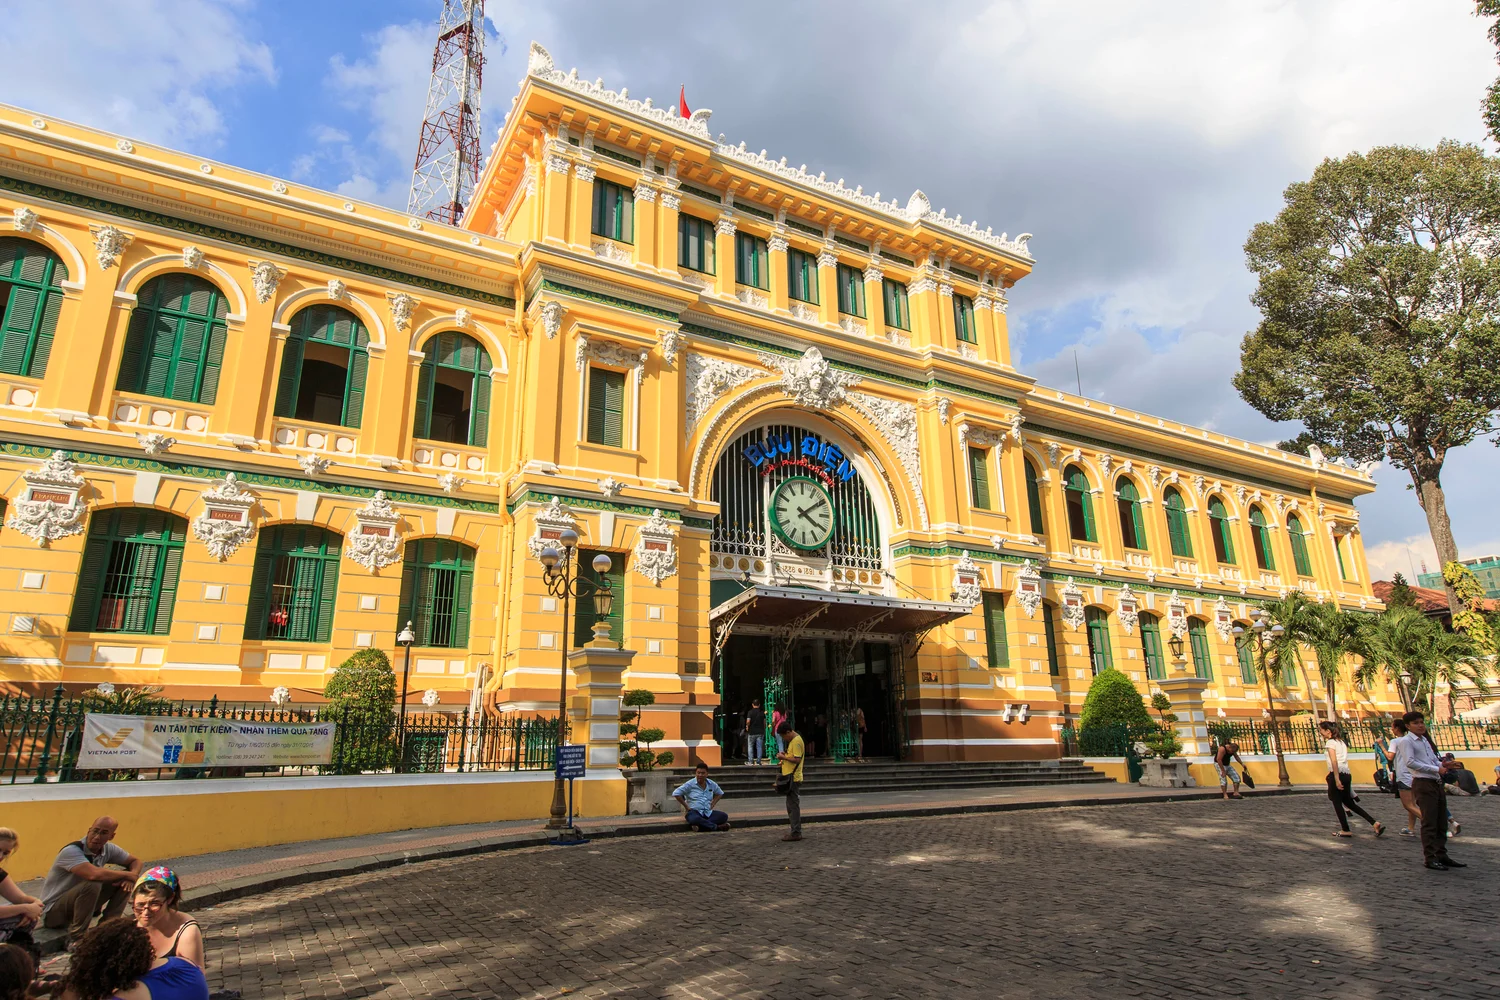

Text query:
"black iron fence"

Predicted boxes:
[[0, 689, 561, 784], [1061, 719, 1500, 759]]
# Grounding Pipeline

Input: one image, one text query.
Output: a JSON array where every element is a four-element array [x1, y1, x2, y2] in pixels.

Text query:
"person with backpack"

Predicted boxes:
[[40, 817, 142, 946]]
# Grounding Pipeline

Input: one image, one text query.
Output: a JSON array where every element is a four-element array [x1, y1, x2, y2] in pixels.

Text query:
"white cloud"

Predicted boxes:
[[0, 0, 275, 147]]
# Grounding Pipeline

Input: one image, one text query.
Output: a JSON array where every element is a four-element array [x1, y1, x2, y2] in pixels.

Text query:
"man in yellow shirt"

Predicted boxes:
[[777, 721, 805, 841]]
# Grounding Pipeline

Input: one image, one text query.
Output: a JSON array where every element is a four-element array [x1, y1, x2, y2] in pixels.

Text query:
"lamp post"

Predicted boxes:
[[1167, 632, 1186, 668], [396, 620, 416, 771], [1397, 668, 1414, 713], [1233, 608, 1290, 787], [537, 528, 614, 831]]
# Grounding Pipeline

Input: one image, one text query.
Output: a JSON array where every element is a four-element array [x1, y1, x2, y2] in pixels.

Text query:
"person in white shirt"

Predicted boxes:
[[1383, 720, 1423, 837], [1401, 712, 1465, 871], [1319, 721, 1384, 839]]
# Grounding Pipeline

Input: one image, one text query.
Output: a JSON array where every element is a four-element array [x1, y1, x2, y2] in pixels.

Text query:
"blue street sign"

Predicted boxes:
[[556, 743, 587, 779]]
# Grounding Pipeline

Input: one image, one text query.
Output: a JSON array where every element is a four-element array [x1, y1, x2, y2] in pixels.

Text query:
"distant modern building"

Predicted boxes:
[[1418, 555, 1500, 599]]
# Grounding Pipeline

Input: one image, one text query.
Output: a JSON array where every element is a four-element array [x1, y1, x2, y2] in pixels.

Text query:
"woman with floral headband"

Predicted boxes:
[[132, 867, 203, 970]]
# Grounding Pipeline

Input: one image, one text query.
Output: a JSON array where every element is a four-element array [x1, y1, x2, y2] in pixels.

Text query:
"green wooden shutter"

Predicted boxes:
[[1334, 537, 1348, 580], [1189, 621, 1212, 679], [602, 369, 624, 447], [1043, 607, 1061, 676], [1141, 616, 1165, 680], [1025, 462, 1045, 535], [1085, 608, 1113, 674], [1237, 639, 1256, 683], [0, 286, 40, 375], [397, 546, 419, 638], [272, 331, 305, 418], [243, 541, 277, 641], [343, 347, 368, 428], [620, 186, 634, 243], [142, 314, 177, 397], [29, 287, 62, 378], [1289, 517, 1312, 576], [452, 563, 473, 646], [170, 318, 205, 400], [1074, 473, 1096, 542], [198, 320, 226, 405], [1165, 491, 1193, 558], [68, 522, 114, 632], [314, 549, 339, 643], [412, 562, 436, 646], [968, 448, 991, 509], [115, 307, 153, 392], [586, 366, 608, 444], [412, 350, 435, 439], [152, 545, 183, 635], [469, 370, 490, 447], [982, 592, 1008, 670]]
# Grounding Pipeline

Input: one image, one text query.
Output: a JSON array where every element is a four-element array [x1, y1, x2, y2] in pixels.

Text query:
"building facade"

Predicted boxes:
[[1418, 556, 1500, 600], [0, 42, 1392, 763]]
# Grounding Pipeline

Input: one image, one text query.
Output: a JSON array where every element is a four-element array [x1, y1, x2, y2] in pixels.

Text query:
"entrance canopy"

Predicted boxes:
[[709, 584, 972, 642]]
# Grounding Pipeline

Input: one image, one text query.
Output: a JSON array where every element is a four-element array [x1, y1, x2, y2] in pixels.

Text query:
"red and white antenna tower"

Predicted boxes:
[[408, 0, 485, 225]]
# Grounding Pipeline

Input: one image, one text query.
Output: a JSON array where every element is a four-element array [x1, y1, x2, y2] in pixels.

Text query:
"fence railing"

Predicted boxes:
[[1060, 718, 1500, 759], [0, 690, 563, 784]]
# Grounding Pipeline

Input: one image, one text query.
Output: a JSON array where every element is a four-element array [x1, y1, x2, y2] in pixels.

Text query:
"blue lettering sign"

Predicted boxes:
[[744, 429, 862, 485]]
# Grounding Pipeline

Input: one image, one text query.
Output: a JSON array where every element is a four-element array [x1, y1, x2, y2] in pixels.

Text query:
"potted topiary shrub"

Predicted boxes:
[[1138, 692, 1194, 788], [620, 689, 675, 813]]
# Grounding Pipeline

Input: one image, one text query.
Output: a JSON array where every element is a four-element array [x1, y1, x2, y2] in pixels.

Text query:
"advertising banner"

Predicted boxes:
[[77, 713, 336, 770]]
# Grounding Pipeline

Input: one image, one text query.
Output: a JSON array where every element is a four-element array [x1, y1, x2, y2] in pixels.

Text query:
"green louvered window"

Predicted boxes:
[[273, 306, 370, 428], [1237, 632, 1257, 683], [953, 293, 976, 344], [1288, 514, 1313, 576], [1085, 607, 1113, 675], [1140, 613, 1166, 680], [586, 366, 626, 447], [115, 274, 229, 404], [1064, 465, 1096, 542], [573, 548, 624, 647], [735, 233, 768, 289], [1025, 460, 1045, 536], [788, 248, 819, 304], [412, 332, 492, 447], [398, 539, 475, 648], [1116, 479, 1146, 550], [0, 237, 67, 379], [968, 447, 992, 510], [1249, 506, 1275, 571], [68, 509, 186, 635], [1164, 487, 1193, 558], [591, 179, 633, 243], [982, 591, 1008, 670], [1209, 497, 1236, 565], [1042, 604, 1061, 676], [883, 279, 910, 330], [836, 263, 864, 317], [244, 525, 341, 643], [1282, 656, 1298, 687], [1187, 619, 1213, 680], [678, 214, 715, 274], [1335, 534, 1349, 580]]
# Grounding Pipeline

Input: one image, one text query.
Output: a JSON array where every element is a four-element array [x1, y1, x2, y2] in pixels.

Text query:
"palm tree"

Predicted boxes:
[[1300, 601, 1364, 720], [1355, 605, 1490, 712], [1255, 592, 1318, 719]]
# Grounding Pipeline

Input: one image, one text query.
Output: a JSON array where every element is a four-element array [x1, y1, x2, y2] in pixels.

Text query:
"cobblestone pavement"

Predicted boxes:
[[201, 794, 1498, 999]]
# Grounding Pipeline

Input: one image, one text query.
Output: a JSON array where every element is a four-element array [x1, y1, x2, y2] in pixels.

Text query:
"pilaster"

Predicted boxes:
[[568, 638, 636, 771], [567, 161, 596, 249], [659, 186, 682, 277], [767, 228, 789, 313], [540, 145, 571, 246], [633, 181, 657, 270], [714, 215, 737, 297], [863, 258, 886, 332], [907, 266, 942, 351], [816, 246, 839, 326]]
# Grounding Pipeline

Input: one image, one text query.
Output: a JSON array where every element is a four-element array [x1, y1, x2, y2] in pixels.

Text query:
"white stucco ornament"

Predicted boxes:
[[249, 261, 287, 304], [298, 453, 331, 476], [1213, 597, 1234, 643], [422, 688, 440, 708], [270, 686, 291, 707], [759, 347, 860, 410], [386, 292, 419, 333], [632, 509, 678, 586], [684, 352, 764, 435], [137, 432, 175, 456], [346, 491, 402, 571], [1060, 578, 1086, 630], [527, 495, 579, 558], [1166, 591, 1189, 640], [90, 225, 132, 270], [12, 206, 37, 232], [191, 473, 258, 561], [597, 477, 623, 498], [181, 246, 205, 269], [5, 450, 87, 546], [1014, 560, 1043, 618], [952, 551, 983, 608], [540, 300, 564, 339], [437, 472, 467, 494], [1116, 583, 1139, 635]]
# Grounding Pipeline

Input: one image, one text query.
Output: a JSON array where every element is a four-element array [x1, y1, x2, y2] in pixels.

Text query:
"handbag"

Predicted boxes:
[[774, 772, 793, 794], [1240, 768, 1256, 789]]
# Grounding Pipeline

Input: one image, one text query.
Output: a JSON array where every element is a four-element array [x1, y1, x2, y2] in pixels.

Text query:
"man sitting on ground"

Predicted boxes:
[[673, 764, 730, 832], [41, 816, 142, 945]]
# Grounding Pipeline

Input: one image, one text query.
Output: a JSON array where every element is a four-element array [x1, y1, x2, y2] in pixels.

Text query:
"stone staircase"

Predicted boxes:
[[705, 757, 1115, 800]]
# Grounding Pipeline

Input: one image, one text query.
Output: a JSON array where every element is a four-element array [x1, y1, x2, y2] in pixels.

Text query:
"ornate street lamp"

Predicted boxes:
[[1234, 608, 1291, 787], [1167, 632, 1185, 664], [537, 528, 614, 832], [1397, 668, 1414, 713], [396, 620, 416, 771]]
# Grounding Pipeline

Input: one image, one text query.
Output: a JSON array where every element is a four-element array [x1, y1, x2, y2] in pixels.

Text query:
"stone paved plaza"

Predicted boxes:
[[201, 795, 1497, 999]]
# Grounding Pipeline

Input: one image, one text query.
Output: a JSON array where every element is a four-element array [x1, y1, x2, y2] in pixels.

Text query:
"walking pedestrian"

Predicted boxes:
[[776, 721, 805, 842], [1320, 721, 1384, 839], [1384, 720, 1423, 837], [1398, 711, 1466, 871], [854, 706, 867, 760], [1212, 741, 1246, 799], [744, 699, 766, 766]]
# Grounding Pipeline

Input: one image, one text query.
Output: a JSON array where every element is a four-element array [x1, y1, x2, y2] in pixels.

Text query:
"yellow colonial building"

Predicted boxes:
[[0, 42, 1393, 764]]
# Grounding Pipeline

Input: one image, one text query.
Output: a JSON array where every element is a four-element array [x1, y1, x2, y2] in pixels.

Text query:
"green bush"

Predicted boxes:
[[619, 689, 674, 770], [1141, 692, 1184, 759], [1079, 668, 1152, 731], [323, 648, 397, 773]]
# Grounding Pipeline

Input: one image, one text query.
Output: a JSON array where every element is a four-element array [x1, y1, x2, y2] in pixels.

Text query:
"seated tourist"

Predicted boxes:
[[0, 828, 42, 958], [133, 868, 203, 970], [673, 764, 730, 832], [1441, 754, 1482, 795], [41, 816, 142, 945], [65, 917, 208, 1000]]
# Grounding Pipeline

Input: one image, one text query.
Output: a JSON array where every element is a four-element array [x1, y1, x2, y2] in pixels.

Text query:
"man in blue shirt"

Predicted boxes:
[[673, 763, 729, 831]]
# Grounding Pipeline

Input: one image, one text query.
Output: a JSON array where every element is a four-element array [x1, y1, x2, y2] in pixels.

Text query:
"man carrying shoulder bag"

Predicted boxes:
[[776, 721, 805, 842]]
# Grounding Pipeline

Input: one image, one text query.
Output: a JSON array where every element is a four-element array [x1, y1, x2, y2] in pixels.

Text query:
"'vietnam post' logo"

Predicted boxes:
[[94, 728, 133, 749]]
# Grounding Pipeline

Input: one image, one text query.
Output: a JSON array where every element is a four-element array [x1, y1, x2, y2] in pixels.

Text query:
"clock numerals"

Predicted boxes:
[[773, 478, 834, 549]]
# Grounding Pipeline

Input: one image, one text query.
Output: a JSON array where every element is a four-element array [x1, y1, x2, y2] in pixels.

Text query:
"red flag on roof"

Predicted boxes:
[[679, 85, 691, 118]]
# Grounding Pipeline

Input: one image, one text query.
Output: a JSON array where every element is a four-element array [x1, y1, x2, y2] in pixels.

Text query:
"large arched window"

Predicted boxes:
[[1187, 617, 1213, 680], [68, 508, 186, 635], [1287, 513, 1313, 576], [273, 305, 370, 428], [1163, 487, 1193, 558], [413, 332, 492, 446], [1248, 505, 1275, 571], [1139, 612, 1166, 680], [398, 539, 476, 648], [244, 525, 341, 643], [1024, 459, 1045, 536], [116, 273, 230, 404], [0, 237, 68, 379], [1085, 607, 1113, 674], [1116, 479, 1146, 550], [1063, 465, 1096, 542], [1208, 496, 1236, 565]]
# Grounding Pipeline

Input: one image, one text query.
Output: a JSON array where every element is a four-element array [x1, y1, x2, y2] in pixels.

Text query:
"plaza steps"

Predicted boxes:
[[705, 757, 1115, 800]]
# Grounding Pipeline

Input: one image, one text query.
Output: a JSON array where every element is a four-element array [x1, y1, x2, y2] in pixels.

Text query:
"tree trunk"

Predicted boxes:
[[1413, 474, 1463, 615]]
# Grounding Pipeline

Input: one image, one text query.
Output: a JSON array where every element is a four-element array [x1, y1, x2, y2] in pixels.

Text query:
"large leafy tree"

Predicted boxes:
[[1479, 2, 1500, 143], [1236, 142, 1500, 611]]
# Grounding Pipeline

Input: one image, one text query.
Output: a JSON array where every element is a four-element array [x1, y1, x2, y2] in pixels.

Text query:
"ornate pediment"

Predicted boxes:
[[632, 509, 678, 586], [346, 492, 402, 571], [192, 474, 258, 561], [758, 347, 860, 410], [4, 450, 87, 546]]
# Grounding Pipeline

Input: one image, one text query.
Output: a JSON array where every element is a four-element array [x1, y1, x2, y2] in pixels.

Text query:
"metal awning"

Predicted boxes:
[[709, 584, 972, 642]]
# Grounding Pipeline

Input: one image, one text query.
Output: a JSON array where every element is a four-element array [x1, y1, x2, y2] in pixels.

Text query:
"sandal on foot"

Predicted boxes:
[[1374, 822, 1386, 837]]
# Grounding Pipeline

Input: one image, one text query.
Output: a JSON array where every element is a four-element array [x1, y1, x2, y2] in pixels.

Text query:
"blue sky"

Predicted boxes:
[[4, 0, 1499, 580]]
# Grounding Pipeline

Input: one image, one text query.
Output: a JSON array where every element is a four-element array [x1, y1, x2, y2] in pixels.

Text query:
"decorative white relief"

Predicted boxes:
[[909, 275, 938, 296], [422, 689, 441, 708], [938, 282, 954, 298], [838, 316, 866, 337], [527, 42, 716, 140], [684, 352, 765, 435], [735, 287, 769, 309], [952, 551, 983, 608], [1307, 444, 1325, 469], [90, 225, 131, 270], [958, 422, 1005, 449], [715, 215, 738, 236], [1117, 584, 1139, 635], [863, 258, 884, 284], [990, 534, 1005, 550], [298, 453, 331, 476], [437, 472, 467, 494], [249, 261, 286, 304], [957, 343, 977, 360], [191, 473, 258, 561], [591, 239, 633, 264], [346, 492, 402, 571], [661, 191, 681, 211], [1009, 413, 1025, 444], [577, 335, 648, 387], [758, 347, 859, 410], [1148, 465, 1162, 489], [633, 181, 656, 203], [1098, 453, 1113, 480], [137, 433, 175, 456], [116, 139, 134, 153], [766, 231, 789, 254], [678, 270, 709, 290], [1015, 560, 1043, 618], [573, 163, 596, 183], [597, 477, 623, 498], [386, 292, 418, 333], [1234, 485, 1248, 506], [540, 300, 563, 339], [545, 153, 570, 175], [1046, 442, 1061, 467], [271, 181, 288, 195], [327, 279, 346, 300], [1166, 591, 1189, 639], [789, 302, 819, 323], [527, 495, 579, 558], [938, 399, 951, 425], [633, 509, 678, 585], [817, 247, 838, 268], [1060, 578, 1086, 630], [1192, 475, 1206, 498], [885, 329, 911, 349], [1213, 597, 1234, 643], [11, 207, 37, 232], [5, 450, 87, 546], [658, 330, 680, 366], [181, 246, 205, 269], [846, 390, 929, 529], [454, 307, 471, 329]]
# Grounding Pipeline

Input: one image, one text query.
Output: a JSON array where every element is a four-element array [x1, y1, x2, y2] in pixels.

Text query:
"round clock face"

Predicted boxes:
[[770, 476, 836, 550]]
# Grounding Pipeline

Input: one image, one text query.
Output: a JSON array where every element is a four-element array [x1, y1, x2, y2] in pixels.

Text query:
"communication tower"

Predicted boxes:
[[407, 0, 485, 224]]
